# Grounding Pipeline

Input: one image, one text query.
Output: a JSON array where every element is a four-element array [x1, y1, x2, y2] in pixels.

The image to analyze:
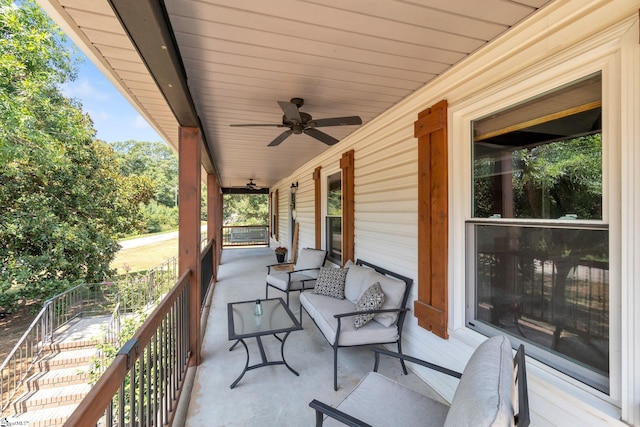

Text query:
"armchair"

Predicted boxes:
[[266, 247, 327, 318], [309, 336, 529, 427]]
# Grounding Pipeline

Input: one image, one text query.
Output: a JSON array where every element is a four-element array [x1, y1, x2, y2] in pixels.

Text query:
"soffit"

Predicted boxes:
[[39, 0, 552, 190]]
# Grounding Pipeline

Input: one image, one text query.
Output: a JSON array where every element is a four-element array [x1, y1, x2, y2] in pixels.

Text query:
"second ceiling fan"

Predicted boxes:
[[230, 98, 362, 146]]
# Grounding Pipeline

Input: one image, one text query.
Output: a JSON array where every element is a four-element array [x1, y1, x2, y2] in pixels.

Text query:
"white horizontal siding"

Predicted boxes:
[[272, 1, 640, 425]]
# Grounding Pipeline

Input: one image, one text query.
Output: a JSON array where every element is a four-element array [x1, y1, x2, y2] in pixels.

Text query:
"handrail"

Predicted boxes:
[[0, 301, 50, 413], [0, 281, 91, 413], [1, 256, 179, 415], [64, 270, 192, 426]]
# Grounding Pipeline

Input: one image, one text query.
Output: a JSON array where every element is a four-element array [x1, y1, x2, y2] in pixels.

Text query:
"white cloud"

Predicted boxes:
[[86, 108, 111, 121], [61, 78, 109, 101], [132, 115, 152, 129]]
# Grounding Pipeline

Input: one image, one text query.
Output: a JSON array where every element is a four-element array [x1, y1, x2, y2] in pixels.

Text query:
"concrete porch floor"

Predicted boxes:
[[182, 247, 446, 426]]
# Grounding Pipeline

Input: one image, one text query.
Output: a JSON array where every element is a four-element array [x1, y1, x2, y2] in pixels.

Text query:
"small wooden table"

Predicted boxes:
[[227, 297, 302, 388]]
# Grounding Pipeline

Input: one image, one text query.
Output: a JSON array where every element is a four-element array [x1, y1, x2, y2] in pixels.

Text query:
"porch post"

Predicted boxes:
[[178, 126, 202, 365]]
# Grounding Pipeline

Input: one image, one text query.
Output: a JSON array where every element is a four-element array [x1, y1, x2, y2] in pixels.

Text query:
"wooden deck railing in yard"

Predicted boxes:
[[64, 270, 192, 426]]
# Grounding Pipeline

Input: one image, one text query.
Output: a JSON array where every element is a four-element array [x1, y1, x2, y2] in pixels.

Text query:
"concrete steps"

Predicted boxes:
[[13, 383, 92, 412], [6, 317, 111, 427], [10, 404, 80, 427]]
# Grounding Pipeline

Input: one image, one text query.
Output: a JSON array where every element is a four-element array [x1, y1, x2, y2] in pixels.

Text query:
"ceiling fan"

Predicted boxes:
[[245, 179, 260, 190], [230, 98, 362, 146]]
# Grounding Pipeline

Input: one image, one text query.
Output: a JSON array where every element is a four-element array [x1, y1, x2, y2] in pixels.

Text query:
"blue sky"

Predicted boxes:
[[61, 55, 164, 144]]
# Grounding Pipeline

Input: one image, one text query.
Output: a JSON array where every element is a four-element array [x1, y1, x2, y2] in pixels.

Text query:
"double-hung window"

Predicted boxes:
[[466, 72, 609, 393]]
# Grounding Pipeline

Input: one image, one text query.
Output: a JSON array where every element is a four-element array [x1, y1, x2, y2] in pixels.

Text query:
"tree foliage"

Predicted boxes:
[[474, 134, 602, 219], [0, 1, 152, 311], [110, 140, 179, 232], [223, 194, 268, 225]]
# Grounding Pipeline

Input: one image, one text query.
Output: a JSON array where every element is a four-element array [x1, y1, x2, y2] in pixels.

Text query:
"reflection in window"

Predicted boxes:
[[467, 72, 609, 393], [327, 172, 342, 264], [469, 224, 609, 391], [473, 73, 602, 220]]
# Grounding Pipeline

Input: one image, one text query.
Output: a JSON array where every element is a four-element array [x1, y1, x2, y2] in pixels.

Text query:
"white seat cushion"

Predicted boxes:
[[301, 293, 399, 346], [324, 372, 450, 427], [266, 272, 316, 291]]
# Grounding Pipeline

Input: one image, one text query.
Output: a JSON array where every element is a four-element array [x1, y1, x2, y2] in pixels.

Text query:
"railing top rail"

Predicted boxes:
[[42, 282, 87, 305], [63, 269, 192, 427], [222, 224, 268, 228], [64, 353, 129, 427], [0, 301, 50, 372]]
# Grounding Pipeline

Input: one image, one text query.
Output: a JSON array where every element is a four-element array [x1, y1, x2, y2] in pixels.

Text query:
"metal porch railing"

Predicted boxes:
[[222, 225, 268, 247], [64, 270, 191, 426], [0, 256, 179, 414]]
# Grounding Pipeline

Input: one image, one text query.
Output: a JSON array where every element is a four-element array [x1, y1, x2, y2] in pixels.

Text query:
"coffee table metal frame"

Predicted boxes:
[[227, 297, 303, 388]]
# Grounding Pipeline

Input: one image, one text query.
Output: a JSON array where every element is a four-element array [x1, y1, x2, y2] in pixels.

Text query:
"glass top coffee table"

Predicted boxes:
[[227, 297, 303, 388]]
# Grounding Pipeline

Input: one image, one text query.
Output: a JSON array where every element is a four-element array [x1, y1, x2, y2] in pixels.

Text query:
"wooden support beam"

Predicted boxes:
[[178, 126, 202, 365]]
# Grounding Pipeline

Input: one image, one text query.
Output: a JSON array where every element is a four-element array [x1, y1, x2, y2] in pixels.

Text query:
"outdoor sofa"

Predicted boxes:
[[300, 259, 413, 390]]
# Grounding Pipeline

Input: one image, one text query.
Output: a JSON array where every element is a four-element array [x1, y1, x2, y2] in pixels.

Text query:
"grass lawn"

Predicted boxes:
[[111, 237, 178, 275]]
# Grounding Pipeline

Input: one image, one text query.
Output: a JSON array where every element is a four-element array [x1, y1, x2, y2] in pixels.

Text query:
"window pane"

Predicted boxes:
[[326, 217, 342, 263], [327, 172, 342, 216], [472, 73, 602, 219], [326, 172, 342, 263], [470, 223, 609, 391]]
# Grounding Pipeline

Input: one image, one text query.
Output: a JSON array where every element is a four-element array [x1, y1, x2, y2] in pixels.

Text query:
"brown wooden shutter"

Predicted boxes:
[[414, 100, 449, 339], [340, 150, 355, 264], [313, 166, 322, 249]]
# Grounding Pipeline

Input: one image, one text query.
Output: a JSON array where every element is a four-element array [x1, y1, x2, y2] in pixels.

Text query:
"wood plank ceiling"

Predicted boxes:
[[39, 0, 551, 190]]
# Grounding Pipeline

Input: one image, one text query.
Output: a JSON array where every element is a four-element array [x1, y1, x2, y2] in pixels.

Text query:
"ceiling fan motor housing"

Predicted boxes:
[[284, 112, 313, 133]]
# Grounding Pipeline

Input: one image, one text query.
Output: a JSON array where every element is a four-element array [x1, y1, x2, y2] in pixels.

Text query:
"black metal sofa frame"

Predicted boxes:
[[300, 259, 413, 390]]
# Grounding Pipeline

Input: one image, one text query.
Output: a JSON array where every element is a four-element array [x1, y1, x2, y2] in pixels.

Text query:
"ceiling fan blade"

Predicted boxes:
[[268, 130, 293, 146], [278, 101, 302, 123], [309, 116, 363, 127], [304, 128, 339, 145], [230, 123, 283, 127]]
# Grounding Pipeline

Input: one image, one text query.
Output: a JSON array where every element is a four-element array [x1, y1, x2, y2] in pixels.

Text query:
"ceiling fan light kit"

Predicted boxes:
[[230, 98, 362, 147]]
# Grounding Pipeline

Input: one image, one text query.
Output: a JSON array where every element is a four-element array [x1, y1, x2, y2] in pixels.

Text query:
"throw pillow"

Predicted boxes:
[[313, 267, 349, 299], [354, 282, 385, 329]]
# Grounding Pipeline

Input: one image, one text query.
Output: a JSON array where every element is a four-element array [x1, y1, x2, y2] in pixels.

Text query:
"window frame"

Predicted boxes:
[[450, 53, 620, 402]]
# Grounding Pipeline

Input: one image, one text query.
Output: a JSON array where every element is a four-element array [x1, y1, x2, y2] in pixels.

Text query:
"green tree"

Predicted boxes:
[[111, 140, 179, 232], [111, 140, 178, 207], [223, 194, 268, 225], [0, 1, 152, 311]]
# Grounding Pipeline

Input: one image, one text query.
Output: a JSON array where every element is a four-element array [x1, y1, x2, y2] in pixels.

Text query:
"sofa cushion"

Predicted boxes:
[[343, 260, 373, 303], [300, 293, 399, 346], [353, 283, 385, 329], [443, 335, 515, 427], [294, 248, 326, 278], [266, 272, 317, 291], [369, 272, 407, 327], [314, 267, 349, 299], [324, 371, 450, 427]]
